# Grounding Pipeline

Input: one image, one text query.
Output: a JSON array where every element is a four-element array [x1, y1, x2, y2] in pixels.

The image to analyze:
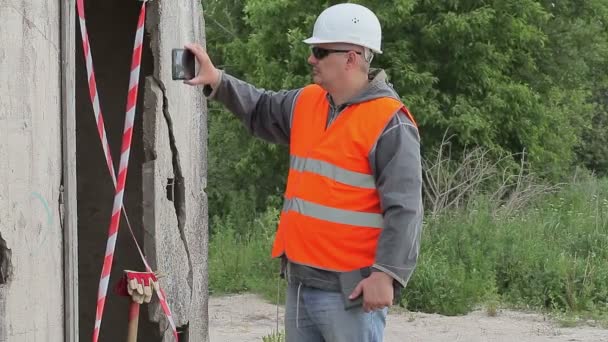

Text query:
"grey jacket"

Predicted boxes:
[[204, 69, 423, 291]]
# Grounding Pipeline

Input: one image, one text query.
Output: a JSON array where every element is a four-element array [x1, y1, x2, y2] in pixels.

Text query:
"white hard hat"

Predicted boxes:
[[303, 3, 383, 54]]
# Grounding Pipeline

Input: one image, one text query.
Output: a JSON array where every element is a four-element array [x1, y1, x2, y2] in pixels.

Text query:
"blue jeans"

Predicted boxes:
[[285, 282, 388, 342]]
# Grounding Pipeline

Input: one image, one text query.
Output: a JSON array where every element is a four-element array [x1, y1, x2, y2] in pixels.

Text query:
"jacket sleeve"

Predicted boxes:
[[369, 110, 424, 288], [203, 71, 301, 145]]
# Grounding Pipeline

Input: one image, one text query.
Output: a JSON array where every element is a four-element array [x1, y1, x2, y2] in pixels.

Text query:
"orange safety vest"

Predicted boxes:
[[271, 84, 417, 271]]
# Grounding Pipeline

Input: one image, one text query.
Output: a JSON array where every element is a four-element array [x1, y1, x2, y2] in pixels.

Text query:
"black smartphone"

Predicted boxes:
[[172, 48, 195, 80]]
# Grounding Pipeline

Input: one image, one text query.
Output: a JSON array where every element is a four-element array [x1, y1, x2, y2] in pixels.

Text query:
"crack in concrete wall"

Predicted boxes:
[[150, 76, 194, 297], [2, 2, 60, 52], [0, 232, 11, 341], [140, 2, 208, 339], [0, 234, 11, 285], [177, 323, 190, 342]]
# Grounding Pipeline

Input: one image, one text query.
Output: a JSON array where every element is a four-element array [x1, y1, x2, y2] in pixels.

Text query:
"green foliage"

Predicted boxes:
[[207, 101, 288, 227], [261, 330, 285, 342], [209, 178, 608, 317], [203, 0, 608, 319], [204, 0, 608, 183], [577, 95, 608, 176], [208, 206, 286, 300], [407, 177, 608, 315], [402, 208, 499, 315]]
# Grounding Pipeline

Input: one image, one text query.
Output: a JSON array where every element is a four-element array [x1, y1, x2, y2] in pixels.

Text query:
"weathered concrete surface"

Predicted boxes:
[[0, 1, 64, 341], [143, 1, 209, 340], [1, 0, 208, 340]]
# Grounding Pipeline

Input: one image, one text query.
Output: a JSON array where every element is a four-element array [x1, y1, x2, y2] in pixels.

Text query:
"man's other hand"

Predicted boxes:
[[349, 271, 394, 312]]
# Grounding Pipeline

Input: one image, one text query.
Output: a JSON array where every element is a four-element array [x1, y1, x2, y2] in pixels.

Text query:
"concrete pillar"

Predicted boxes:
[[0, 0, 64, 340], [0, 0, 208, 340], [143, 1, 208, 340]]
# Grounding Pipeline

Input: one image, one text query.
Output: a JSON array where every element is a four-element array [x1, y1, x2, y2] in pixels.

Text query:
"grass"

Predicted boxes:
[[208, 206, 286, 302], [261, 330, 285, 342], [209, 177, 608, 326]]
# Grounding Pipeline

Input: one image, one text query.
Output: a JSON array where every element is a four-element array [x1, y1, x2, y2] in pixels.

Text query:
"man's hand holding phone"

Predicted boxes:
[[175, 43, 221, 88]]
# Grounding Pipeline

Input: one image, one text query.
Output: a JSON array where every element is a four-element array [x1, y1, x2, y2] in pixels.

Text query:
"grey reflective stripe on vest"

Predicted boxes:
[[283, 197, 384, 228], [290, 156, 376, 189]]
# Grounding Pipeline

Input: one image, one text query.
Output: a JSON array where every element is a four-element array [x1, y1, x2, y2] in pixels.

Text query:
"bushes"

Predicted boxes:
[[408, 177, 608, 315], [208, 178, 608, 317], [403, 208, 499, 315], [208, 207, 285, 300]]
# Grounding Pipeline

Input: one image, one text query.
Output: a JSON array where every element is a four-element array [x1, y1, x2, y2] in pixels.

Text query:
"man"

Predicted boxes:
[[185, 3, 423, 341]]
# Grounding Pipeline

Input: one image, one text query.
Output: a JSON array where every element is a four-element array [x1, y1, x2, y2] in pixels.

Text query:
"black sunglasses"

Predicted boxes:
[[311, 47, 362, 60]]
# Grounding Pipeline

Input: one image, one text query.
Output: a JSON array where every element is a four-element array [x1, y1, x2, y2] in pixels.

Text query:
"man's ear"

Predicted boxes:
[[365, 49, 374, 63], [346, 51, 359, 69]]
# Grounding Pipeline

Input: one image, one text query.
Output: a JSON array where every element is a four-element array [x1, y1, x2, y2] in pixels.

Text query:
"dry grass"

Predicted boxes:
[[422, 132, 561, 217]]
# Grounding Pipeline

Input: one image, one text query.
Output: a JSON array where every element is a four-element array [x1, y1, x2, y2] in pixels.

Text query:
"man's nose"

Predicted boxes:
[[308, 54, 317, 65]]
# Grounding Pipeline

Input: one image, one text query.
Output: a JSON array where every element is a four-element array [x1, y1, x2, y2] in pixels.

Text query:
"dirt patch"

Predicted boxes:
[[209, 293, 608, 342]]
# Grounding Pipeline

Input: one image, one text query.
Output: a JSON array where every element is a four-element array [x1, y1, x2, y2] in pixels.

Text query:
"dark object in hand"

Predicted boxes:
[[339, 267, 371, 310], [172, 48, 195, 80]]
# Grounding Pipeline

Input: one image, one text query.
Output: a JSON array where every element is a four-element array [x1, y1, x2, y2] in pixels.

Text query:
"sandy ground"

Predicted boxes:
[[209, 293, 608, 342]]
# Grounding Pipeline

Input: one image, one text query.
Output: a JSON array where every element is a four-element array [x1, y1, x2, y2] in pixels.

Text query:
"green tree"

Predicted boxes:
[[203, 0, 608, 222], [577, 94, 608, 176]]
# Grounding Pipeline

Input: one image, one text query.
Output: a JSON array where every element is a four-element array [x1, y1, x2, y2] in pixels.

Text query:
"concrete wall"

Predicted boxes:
[[1, 0, 208, 341], [0, 0, 65, 341], [75, 0, 208, 341], [143, 1, 209, 340]]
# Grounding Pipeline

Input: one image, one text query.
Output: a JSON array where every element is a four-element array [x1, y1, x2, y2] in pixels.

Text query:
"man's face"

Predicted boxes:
[[307, 43, 363, 88]]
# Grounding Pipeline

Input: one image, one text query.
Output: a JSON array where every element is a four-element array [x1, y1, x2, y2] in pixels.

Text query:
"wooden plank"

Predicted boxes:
[[60, 0, 78, 341]]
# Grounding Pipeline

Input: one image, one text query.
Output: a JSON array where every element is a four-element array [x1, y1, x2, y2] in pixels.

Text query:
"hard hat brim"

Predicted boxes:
[[303, 37, 337, 45], [303, 37, 382, 54]]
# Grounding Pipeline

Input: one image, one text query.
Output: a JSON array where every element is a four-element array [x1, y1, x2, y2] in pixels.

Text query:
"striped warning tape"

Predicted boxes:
[[76, 0, 178, 340]]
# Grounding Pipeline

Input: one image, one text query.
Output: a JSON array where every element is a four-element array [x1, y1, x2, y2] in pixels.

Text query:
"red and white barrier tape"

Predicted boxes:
[[76, 0, 115, 185], [76, 0, 149, 276], [76, 0, 178, 340]]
